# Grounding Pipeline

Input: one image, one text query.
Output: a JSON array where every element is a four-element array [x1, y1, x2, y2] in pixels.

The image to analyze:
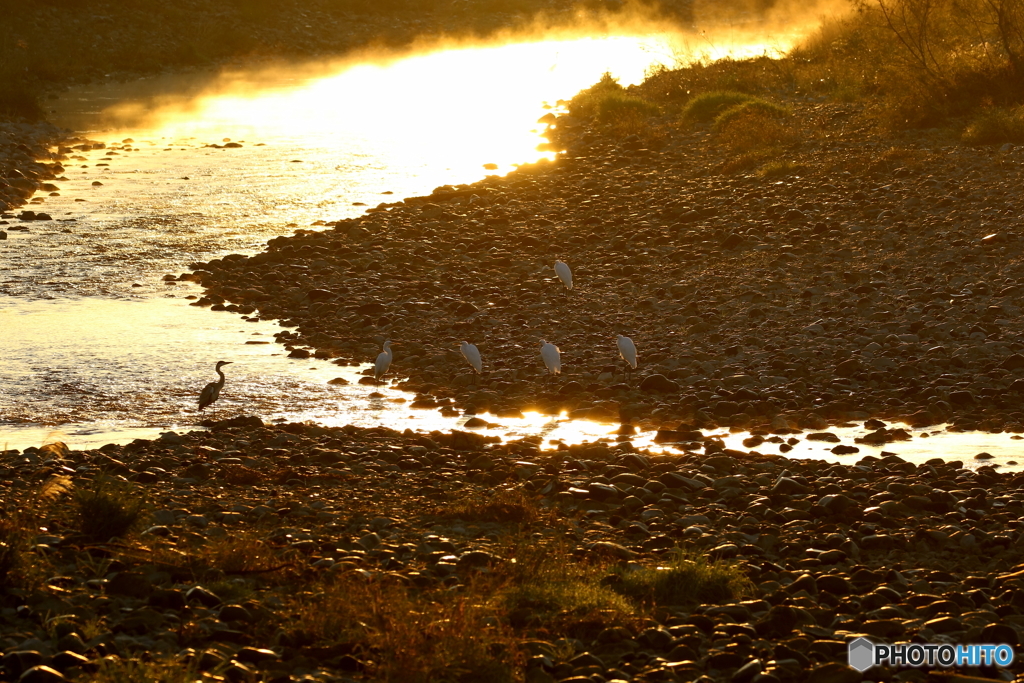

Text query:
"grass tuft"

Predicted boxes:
[[713, 99, 791, 131], [610, 550, 753, 607], [75, 482, 143, 542], [569, 72, 661, 135], [499, 544, 637, 633], [681, 91, 754, 123], [712, 101, 800, 164], [756, 159, 806, 178], [433, 487, 540, 524]]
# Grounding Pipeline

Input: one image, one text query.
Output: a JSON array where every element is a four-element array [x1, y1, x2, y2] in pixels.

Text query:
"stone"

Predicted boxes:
[[639, 374, 680, 393], [185, 585, 223, 608]]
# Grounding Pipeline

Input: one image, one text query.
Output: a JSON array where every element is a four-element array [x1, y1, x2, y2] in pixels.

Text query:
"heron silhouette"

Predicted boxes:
[[198, 361, 232, 411]]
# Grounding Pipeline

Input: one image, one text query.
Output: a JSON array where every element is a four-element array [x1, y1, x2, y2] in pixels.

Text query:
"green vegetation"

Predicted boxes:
[[0, 457, 759, 683], [603, 0, 1024, 139]]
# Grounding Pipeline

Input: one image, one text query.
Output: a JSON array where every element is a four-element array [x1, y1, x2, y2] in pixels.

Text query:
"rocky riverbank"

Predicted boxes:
[[2, 417, 1023, 681], [184, 96, 1024, 438]]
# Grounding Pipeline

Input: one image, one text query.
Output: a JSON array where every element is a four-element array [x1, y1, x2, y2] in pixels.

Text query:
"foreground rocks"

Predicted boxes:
[[2, 420, 1023, 681]]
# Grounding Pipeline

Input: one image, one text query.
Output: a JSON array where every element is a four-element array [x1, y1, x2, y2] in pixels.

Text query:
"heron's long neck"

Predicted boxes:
[[216, 367, 227, 386]]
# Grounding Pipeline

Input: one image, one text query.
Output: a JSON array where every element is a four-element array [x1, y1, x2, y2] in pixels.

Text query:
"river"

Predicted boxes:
[[3, 29, 1021, 471]]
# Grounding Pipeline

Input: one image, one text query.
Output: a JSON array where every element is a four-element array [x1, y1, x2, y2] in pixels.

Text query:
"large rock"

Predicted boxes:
[[639, 374, 679, 393]]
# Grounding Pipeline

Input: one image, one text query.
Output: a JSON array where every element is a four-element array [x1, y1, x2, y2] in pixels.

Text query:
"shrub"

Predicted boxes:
[[962, 106, 1024, 144], [75, 482, 143, 542]]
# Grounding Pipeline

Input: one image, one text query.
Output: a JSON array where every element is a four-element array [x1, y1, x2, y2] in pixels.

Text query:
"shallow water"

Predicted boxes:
[[4, 30, 1021, 471]]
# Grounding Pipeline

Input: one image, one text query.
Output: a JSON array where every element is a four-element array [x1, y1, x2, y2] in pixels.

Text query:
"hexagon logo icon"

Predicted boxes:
[[848, 637, 876, 672]]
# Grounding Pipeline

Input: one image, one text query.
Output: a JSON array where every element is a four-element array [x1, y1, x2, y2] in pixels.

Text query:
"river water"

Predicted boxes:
[[3, 29, 1022, 471]]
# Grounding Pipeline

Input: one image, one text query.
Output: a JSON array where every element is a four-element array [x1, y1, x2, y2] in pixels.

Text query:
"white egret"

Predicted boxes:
[[460, 341, 482, 374], [374, 340, 396, 386], [198, 361, 232, 410], [540, 340, 561, 375], [554, 260, 573, 291], [616, 335, 638, 382]]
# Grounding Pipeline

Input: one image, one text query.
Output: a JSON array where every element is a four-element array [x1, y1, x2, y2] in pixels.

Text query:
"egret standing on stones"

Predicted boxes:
[[374, 340, 396, 387], [540, 340, 561, 376], [198, 361, 232, 411], [616, 335, 638, 383], [460, 341, 482, 375], [554, 260, 573, 291]]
